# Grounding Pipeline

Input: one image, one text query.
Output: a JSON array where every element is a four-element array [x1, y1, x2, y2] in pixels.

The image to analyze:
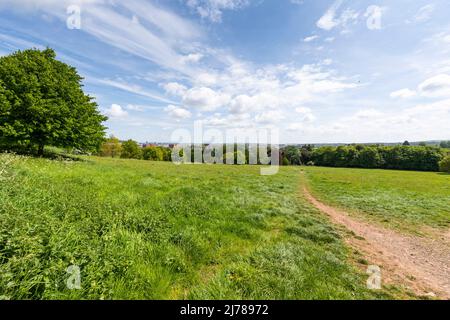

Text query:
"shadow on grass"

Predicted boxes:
[[437, 172, 450, 176], [0, 145, 85, 161]]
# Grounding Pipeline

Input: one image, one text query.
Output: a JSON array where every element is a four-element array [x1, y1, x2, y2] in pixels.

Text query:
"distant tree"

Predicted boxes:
[[418, 142, 427, 147], [440, 141, 450, 149], [160, 147, 172, 162], [439, 156, 450, 173], [282, 157, 290, 166], [100, 136, 122, 158], [0, 48, 107, 155], [120, 139, 142, 159], [283, 146, 302, 165], [403, 141, 411, 146], [235, 150, 247, 165], [300, 145, 314, 164], [222, 151, 247, 165], [312, 145, 443, 171], [355, 147, 383, 168], [143, 146, 164, 161]]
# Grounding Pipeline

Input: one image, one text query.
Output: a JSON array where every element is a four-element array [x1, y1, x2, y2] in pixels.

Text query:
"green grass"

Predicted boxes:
[[0, 154, 395, 300], [304, 166, 450, 233]]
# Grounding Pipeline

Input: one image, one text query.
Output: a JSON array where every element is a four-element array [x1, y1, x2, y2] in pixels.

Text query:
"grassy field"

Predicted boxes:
[[304, 166, 450, 234], [0, 153, 396, 300]]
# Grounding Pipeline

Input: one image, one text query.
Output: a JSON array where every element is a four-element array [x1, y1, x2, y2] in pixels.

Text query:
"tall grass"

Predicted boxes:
[[0, 154, 392, 299]]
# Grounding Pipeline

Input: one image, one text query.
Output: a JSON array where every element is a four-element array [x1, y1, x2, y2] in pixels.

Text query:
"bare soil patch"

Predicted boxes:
[[304, 187, 450, 299]]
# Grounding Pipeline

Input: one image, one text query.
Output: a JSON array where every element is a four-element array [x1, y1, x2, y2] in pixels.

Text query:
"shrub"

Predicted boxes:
[[100, 136, 122, 158], [439, 156, 450, 173], [143, 146, 164, 161], [120, 140, 142, 159]]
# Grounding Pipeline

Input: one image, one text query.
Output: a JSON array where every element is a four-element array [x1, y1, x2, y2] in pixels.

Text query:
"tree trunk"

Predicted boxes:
[[38, 144, 45, 157]]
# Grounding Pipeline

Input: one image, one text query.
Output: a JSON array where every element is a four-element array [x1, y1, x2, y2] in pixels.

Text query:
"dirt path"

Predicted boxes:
[[303, 187, 450, 299]]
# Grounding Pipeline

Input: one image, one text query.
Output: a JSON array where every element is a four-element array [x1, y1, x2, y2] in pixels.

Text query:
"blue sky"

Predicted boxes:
[[1, 0, 450, 143]]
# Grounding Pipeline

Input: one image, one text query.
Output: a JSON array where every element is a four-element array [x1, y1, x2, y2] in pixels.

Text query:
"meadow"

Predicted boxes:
[[304, 166, 450, 234], [0, 153, 395, 300]]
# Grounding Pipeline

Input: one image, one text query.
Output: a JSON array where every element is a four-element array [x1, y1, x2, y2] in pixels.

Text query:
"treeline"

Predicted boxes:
[[440, 141, 450, 148], [99, 136, 171, 161], [99, 136, 274, 164], [100, 136, 449, 172], [282, 145, 447, 172]]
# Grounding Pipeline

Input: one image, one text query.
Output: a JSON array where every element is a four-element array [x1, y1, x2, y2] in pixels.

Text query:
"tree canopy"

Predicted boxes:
[[121, 139, 142, 159], [0, 48, 107, 155], [439, 155, 450, 173], [100, 136, 122, 158], [309, 145, 444, 171]]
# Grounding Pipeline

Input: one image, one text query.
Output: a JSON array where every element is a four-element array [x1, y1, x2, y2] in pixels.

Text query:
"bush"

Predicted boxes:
[[282, 157, 290, 166], [143, 146, 164, 161], [439, 156, 450, 173], [120, 140, 142, 159]]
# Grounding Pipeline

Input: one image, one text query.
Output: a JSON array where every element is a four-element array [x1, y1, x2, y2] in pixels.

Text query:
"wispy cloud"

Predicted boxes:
[[185, 0, 251, 23], [91, 78, 177, 104]]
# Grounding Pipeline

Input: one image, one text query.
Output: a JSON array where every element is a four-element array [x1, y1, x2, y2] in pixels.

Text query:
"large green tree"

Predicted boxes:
[[0, 48, 107, 155]]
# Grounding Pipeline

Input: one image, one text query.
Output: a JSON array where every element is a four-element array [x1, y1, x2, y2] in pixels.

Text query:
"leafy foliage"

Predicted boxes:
[[0, 48, 107, 155], [100, 136, 122, 158], [142, 146, 164, 161], [310, 145, 444, 171], [440, 141, 450, 149], [120, 140, 142, 159], [439, 156, 450, 173]]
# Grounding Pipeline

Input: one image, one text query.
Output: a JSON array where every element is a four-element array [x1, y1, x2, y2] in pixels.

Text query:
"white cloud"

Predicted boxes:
[[0, 33, 43, 50], [255, 110, 284, 124], [295, 107, 316, 122], [3, 0, 203, 78], [181, 53, 204, 64], [194, 72, 218, 86], [353, 109, 384, 120], [106, 104, 128, 118], [412, 4, 434, 23], [186, 0, 250, 23], [418, 74, 450, 97], [424, 32, 450, 47], [94, 78, 175, 104], [125, 104, 144, 111], [121, 1, 201, 40], [390, 88, 417, 99], [340, 8, 360, 29], [182, 87, 230, 111], [287, 123, 306, 131], [304, 35, 319, 42], [229, 95, 256, 114], [163, 82, 188, 96], [330, 100, 450, 142], [165, 105, 192, 119], [229, 93, 280, 115]]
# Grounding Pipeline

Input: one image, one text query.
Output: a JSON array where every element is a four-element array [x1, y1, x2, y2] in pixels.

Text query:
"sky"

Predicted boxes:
[[0, 0, 450, 144]]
